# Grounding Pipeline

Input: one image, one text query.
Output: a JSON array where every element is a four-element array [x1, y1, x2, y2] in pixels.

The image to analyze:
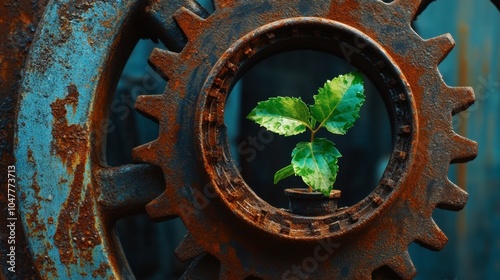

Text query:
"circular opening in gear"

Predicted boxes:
[[198, 18, 415, 239], [225, 50, 392, 209]]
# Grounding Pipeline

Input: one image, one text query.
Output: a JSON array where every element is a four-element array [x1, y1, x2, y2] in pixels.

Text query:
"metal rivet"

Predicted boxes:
[[226, 61, 238, 72], [266, 33, 276, 43], [208, 89, 225, 103], [381, 178, 395, 190], [372, 195, 383, 206], [214, 78, 224, 87], [244, 47, 253, 57], [280, 222, 290, 234]]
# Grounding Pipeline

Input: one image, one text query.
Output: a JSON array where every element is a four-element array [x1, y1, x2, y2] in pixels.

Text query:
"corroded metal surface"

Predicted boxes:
[[10, 0, 209, 278], [0, 1, 48, 279], [6, 0, 494, 279], [12, 0, 145, 278], [134, 0, 477, 279]]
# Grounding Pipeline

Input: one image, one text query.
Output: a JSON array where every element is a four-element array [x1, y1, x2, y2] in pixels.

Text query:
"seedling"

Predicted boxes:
[[247, 71, 365, 197]]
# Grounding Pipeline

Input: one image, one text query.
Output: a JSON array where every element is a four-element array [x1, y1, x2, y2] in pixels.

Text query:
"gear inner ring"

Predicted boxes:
[[197, 18, 417, 240]]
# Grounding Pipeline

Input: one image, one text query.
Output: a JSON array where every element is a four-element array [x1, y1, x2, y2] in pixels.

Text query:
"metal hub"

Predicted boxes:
[[197, 18, 415, 240]]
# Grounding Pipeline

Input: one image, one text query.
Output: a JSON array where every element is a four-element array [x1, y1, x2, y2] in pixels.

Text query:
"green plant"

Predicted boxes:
[[247, 71, 365, 196]]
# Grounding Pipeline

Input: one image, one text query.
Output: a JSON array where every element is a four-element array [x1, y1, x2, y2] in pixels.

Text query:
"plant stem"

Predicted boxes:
[[309, 122, 323, 142]]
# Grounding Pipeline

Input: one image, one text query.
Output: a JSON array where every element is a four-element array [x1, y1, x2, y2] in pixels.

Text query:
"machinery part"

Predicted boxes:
[[134, 0, 477, 279], [5, 0, 491, 279], [11, 0, 207, 278], [0, 1, 49, 278]]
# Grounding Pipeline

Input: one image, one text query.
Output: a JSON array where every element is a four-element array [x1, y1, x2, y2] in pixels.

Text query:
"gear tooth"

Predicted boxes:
[[426, 33, 455, 64], [135, 95, 164, 121], [449, 133, 478, 163], [173, 7, 204, 39], [146, 191, 178, 221], [132, 140, 159, 164], [149, 48, 179, 80], [415, 219, 448, 251], [436, 179, 469, 211], [386, 251, 417, 280], [175, 233, 205, 262], [449, 86, 475, 115]]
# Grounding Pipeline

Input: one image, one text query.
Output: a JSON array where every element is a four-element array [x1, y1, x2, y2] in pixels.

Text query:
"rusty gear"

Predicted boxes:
[[134, 0, 477, 279]]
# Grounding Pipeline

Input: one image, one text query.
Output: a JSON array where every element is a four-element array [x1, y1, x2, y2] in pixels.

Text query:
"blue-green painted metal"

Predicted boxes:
[[15, 0, 140, 278]]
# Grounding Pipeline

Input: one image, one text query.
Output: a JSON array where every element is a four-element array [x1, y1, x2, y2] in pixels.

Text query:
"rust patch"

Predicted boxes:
[[34, 250, 57, 279], [91, 262, 109, 278], [24, 154, 48, 235], [50, 84, 88, 167], [71, 186, 102, 263], [57, 1, 94, 43], [25, 173, 48, 235], [54, 162, 85, 266], [53, 161, 102, 269]]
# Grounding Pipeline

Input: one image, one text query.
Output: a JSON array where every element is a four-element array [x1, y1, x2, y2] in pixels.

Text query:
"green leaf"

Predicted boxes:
[[291, 138, 342, 196], [247, 97, 311, 136], [274, 164, 295, 184], [310, 71, 365, 135]]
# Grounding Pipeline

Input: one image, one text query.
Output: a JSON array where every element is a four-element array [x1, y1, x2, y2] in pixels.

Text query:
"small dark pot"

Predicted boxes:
[[284, 188, 341, 216]]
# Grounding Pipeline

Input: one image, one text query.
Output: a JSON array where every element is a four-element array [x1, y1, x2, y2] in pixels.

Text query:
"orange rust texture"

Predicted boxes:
[[327, 0, 363, 32], [91, 262, 109, 278], [53, 162, 102, 267], [0, 3, 48, 276], [57, 2, 94, 44], [50, 84, 88, 167], [51, 84, 104, 271], [25, 168, 58, 278], [25, 174, 47, 234], [53, 162, 84, 266]]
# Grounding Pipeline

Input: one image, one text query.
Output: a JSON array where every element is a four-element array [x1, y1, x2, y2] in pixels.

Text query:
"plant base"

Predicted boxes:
[[284, 188, 341, 216]]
